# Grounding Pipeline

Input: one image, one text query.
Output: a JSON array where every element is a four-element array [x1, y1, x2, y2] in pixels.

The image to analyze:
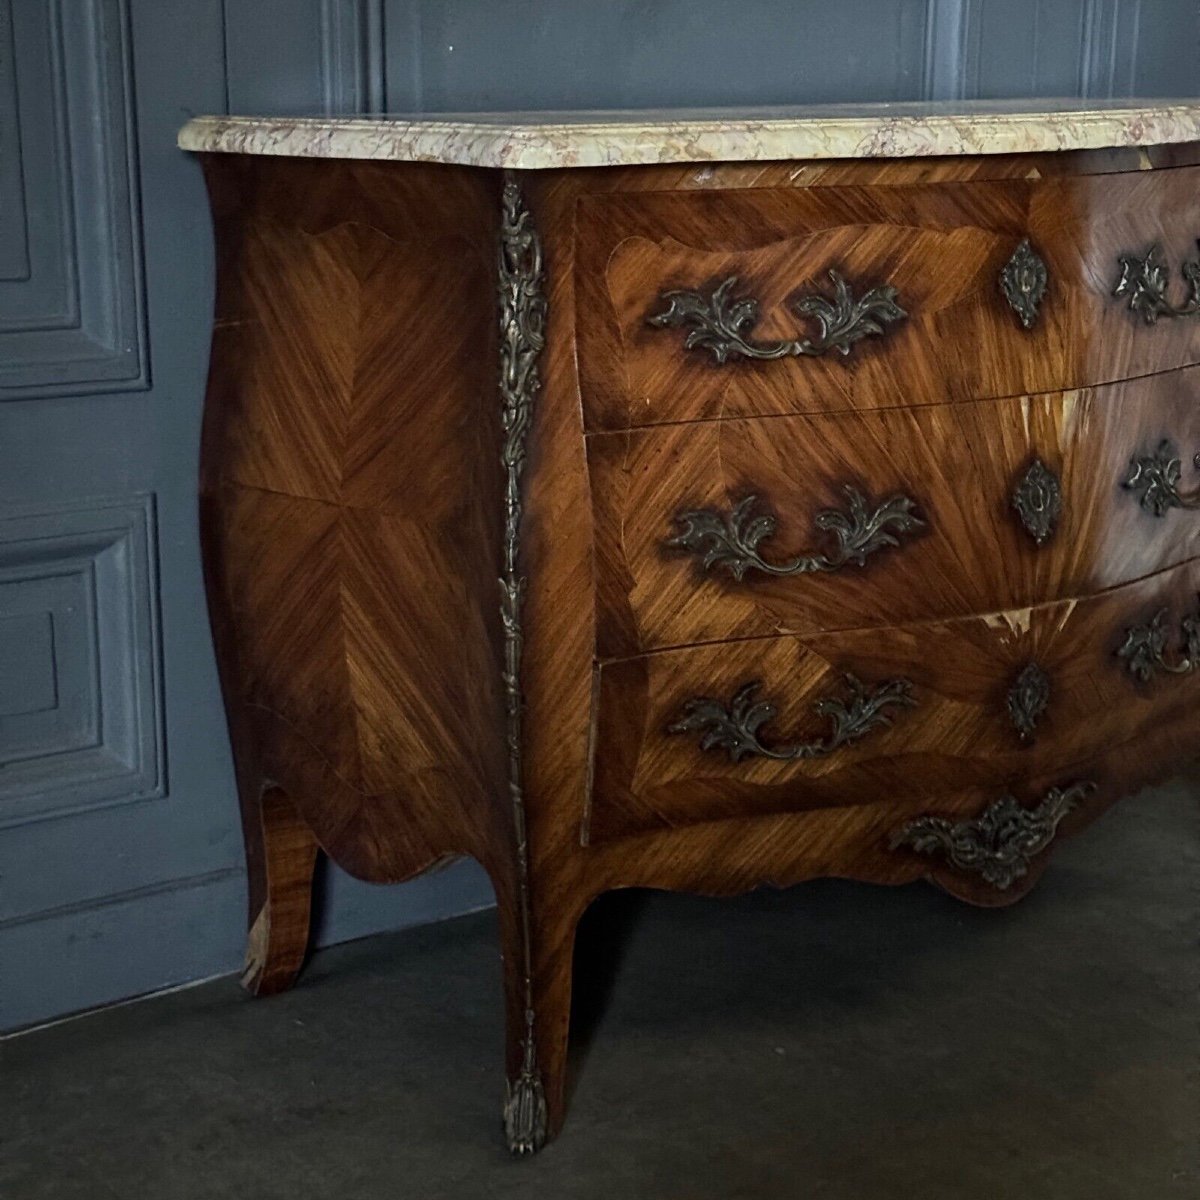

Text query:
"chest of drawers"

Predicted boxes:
[[180, 102, 1200, 1154]]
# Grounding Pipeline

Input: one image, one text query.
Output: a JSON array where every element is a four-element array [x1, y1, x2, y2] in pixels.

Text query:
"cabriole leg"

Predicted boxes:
[[498, 893, 582, 1154], [241, 784, 320, 997]]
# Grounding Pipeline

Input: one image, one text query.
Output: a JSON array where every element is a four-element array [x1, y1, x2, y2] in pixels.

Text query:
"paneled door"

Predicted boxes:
[[0, 1, 246, 1028]]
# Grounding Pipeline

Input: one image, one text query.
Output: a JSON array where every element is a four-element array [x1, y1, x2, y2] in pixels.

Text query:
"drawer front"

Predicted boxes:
[[575, 166, 1200, 431], [585, 557, 1200, 845], [591, 367, 1200, 656]]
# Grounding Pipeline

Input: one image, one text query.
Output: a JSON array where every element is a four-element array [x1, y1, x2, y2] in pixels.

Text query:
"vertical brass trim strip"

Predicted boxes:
[[497, 172, 548, 1156]]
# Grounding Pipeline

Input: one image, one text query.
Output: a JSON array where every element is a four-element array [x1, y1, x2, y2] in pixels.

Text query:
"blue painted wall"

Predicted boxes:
[[1, 0, 1196, 1030]]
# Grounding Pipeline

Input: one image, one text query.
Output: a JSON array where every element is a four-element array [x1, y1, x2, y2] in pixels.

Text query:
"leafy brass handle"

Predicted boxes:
[[889, 782, 1095, 890], [1117, 600, 1200, 681], [667, 489, 923, 582], [1123, 440, 1200, 516], [647, 272, 906, 363], [1112, 242, 1200, 323], [668, 674, 915, 764]]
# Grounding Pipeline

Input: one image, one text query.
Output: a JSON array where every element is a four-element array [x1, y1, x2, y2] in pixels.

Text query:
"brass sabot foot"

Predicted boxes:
[[503, 1068, 548, 1156]]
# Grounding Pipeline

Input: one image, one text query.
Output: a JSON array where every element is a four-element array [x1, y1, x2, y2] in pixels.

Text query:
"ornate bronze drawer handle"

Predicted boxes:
[[1112, 242, 1200, 323], [647, 271, 906, 363], [668, 674, 915, 765], [1117, 600, 1200, 681], [1123, 440, 1200, 516], [667, 488, 923, 582], [889, 782, 1095, 890]]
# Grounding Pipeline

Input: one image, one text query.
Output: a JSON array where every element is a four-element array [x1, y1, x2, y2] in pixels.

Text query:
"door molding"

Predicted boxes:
[[0, 0, 146, 400]]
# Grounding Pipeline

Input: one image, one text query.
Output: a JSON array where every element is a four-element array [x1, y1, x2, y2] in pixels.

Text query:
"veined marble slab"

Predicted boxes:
[[178, 99, 1200, 169]]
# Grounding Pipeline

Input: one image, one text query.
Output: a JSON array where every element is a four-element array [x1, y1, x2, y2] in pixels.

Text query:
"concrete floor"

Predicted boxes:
[[3, 781, 1198, 1200]]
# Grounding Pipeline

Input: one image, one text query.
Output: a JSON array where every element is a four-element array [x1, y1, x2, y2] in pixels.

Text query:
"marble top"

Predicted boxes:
[[178, 99, 1200, 169]]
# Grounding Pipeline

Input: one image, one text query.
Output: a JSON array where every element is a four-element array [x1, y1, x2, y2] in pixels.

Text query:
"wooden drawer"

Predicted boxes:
[[575, 166, 1200, 431], [585, 557, 1200, 845], [591, 366, 1200, 656]]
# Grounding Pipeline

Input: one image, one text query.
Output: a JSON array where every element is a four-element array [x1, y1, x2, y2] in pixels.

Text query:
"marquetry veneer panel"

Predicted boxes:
[[588, 555, 1200, 843], [590, 365, 1200, 655], [574, 165, 1200, 430]]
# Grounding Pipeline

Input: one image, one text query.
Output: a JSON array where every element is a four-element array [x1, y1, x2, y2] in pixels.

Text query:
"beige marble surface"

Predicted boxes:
[[178, 99, 1200, 169]]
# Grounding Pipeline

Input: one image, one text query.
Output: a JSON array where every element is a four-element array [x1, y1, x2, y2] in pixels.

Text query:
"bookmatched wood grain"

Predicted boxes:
[[575, 163, 1200, 431], [200, 156, 517, 935], [589, 555, 1200, 842], [590, 366, 1200, 655]]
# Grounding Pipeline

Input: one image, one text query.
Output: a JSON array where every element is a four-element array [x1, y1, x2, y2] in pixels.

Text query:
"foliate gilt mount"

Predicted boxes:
[[889, 782, 1095, 891], [1122, 440, 1200, 516], [647, 271, 907, 363], [668, 675, 915, 765], [1112, 242, 1200, 324], [1117, 601, 1200, 682], [999, 238, 1048, 329], [497, 176, 549, 1157], [667, 488, 923, 582]]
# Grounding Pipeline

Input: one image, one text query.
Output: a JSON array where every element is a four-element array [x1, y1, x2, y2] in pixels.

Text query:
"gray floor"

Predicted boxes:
[[4, 781, 1198, 1200]]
